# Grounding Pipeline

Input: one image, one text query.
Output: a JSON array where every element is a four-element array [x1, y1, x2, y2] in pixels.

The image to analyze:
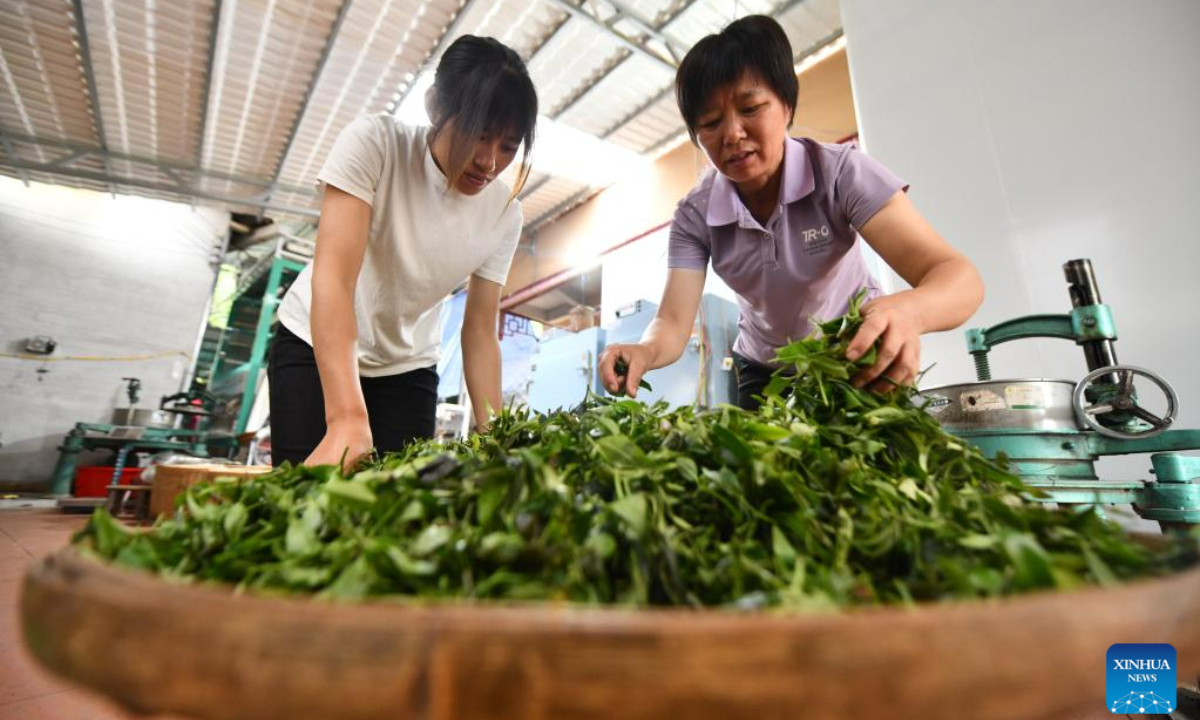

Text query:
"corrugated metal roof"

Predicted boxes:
[[83, 0, 214, 166], [196, 0, 344, 199], [0, 1, 97, 152], [456, 0, 564, 59], [270, 0, 456, 210], [556, 54, 674, 140], [0, 0, 843, 226], [526, 17, 623, 116]]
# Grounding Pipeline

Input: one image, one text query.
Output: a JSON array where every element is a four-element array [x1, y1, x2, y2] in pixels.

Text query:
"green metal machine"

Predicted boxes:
[[49, 379, 223, 496], [200, 238, 307, 436], [922, 259, 1200, 531], [49, 423, 212, 497]]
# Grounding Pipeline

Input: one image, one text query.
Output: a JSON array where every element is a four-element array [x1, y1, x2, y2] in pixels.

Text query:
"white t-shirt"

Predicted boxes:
[[277, 114, 523, 377]]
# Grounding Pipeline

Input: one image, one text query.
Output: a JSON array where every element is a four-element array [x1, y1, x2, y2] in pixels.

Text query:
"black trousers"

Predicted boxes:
[[733, 351, 792, 411], [267, 324, 438, 467]]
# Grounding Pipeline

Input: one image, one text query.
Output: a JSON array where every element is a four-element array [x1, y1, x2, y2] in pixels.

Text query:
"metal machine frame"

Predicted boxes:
[[202, 238, 308, 436], [924, 259, 1200, 530], [49, 424, 211, 496]]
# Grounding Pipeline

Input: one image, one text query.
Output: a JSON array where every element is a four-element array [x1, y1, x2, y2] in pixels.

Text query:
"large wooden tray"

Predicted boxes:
[[21, 548, 1200, 720]]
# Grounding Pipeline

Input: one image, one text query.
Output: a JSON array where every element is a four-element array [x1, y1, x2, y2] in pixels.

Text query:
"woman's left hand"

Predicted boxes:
[[844, 293, 925, 392]]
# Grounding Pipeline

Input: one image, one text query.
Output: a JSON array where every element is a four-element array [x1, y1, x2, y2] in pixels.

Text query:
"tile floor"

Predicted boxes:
[[0, 507, 184, 720]]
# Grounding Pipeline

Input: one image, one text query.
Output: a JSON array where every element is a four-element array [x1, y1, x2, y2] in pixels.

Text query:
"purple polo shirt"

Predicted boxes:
[[668, 136, 907, 366]]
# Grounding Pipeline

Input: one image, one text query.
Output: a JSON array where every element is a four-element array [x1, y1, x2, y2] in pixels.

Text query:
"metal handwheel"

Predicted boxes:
[[1072, 364, 1178, 439]]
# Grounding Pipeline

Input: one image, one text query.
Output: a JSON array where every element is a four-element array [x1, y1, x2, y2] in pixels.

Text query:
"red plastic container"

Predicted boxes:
[[74, 466, 144, 498]]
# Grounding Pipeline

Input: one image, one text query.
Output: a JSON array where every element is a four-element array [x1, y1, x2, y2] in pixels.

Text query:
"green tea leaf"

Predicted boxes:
[[89, 508, 133, 557], [412, 524, 453, 557], [772, 527, 797, 566], [285, 518, 320, 556], [610, 493, 648, 536], [387, 547, 437, 576], [324, 479, 377, 507], [1003, 534, 1056, 590], [321, 557, 377, 600], [223, 502, 249, 540], [595, 435, 646, 465]]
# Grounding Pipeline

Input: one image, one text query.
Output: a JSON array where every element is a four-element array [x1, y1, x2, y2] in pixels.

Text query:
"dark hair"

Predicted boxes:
[[675, 15, 798, 143], [430, 35, 538, 197]]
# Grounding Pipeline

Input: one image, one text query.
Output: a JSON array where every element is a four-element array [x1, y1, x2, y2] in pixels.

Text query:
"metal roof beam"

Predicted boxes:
[[538, 0, 675, 72], [600, 0, 689, 58], [493, 0, 583, 81], [518, 0, 695, 227], [70, 0, 115, 196], [0, 130, 316, 195], [43, 149, 90, 170], [523, 12, 573, 64], [0, 132, 30, 186], [195, 0, 224, 167], [0, 159, 321, 217], [161, 167, 189, 189], [549, 0, 698, 122], [548, 49, 631, 119]]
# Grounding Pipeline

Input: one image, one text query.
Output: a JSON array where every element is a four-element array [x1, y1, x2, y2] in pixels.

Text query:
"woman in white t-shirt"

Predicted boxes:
[[269, 35, 538, 468]]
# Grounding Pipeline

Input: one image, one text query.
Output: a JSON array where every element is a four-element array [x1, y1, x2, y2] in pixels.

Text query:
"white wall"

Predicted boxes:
[[0, 178, 226, 489], [842, 0, 1200, 426]]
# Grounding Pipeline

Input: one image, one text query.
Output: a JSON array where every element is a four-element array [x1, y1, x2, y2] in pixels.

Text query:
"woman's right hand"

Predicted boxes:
[[304, 416, 374, 473], [598, 343, 657, 398]]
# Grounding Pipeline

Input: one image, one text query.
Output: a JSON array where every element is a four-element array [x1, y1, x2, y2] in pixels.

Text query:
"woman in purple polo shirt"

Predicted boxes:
[[598, 15, 984, 410]]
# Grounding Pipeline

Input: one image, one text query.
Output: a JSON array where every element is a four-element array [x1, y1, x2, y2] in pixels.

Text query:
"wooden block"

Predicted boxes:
[[149, 464, 271, 518]]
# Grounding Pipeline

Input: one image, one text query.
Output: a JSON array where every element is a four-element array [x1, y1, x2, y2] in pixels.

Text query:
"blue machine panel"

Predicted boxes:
[[603, 295, 738, 409], [697, 293, 740, 407], [527, 327, 606, 413]]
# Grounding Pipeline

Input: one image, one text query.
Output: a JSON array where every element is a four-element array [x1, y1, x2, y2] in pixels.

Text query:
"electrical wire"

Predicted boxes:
[[0, 350, 190, 362]]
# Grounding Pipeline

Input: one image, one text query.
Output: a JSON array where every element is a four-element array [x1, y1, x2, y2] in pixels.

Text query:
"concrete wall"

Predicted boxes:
[[841, 0, 1200, 495], [0, 177, 226, 489]]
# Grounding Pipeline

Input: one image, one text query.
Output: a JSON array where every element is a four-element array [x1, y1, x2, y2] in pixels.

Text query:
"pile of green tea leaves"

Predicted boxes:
[[76, 296, 1184, 609]]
